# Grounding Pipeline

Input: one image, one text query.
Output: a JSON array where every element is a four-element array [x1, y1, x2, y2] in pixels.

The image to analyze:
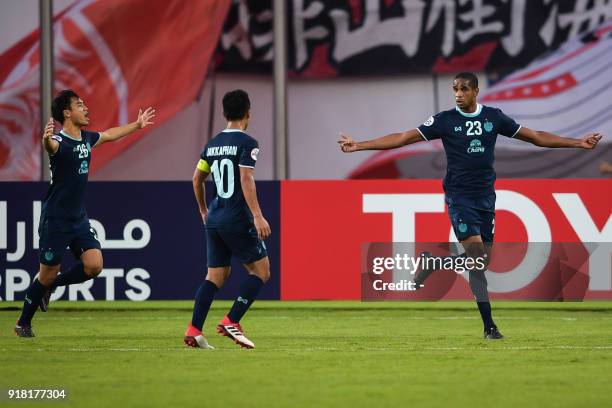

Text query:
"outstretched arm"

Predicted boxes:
[[515, 127, 602, 149], [96, 107, 156, 147], [338, 129, 425, 152]]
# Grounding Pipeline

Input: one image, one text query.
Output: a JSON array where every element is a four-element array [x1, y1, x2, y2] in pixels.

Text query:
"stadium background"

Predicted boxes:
[[1, 0, 610, 302], [1, 2, 611, 408]]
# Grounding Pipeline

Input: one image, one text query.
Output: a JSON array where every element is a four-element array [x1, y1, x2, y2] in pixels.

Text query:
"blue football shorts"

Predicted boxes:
[[38, 215, 101, 266], [446, 194, 495, 243], [205, 222, 267, 267]]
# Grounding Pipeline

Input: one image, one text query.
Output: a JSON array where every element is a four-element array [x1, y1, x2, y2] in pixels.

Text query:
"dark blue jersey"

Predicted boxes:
[[417, 104, 521, 198], [42, 130, 100, 220], [199, 129, 259, 226]]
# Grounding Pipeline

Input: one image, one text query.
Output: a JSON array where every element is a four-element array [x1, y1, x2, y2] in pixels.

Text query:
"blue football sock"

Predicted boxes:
[[227, 275, 264, 323], [51, 263, 88, 288], [17, 279, 47, 326], [469, 269, 497, 331], [477, 302, 496, 332], [191, 280, 219, 331]]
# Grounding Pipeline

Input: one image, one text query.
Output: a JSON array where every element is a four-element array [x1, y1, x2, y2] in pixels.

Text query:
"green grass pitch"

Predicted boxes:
[[1, 301, 611, 407]]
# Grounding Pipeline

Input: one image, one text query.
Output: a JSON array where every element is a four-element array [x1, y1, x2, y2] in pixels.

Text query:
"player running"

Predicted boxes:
[[338, 72, 602, 340], [184, 89, 271, 350], [14, 89, 155, 338]]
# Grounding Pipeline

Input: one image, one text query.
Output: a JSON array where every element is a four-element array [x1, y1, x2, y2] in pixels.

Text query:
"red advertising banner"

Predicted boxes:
[[281, 180, 612, 300]]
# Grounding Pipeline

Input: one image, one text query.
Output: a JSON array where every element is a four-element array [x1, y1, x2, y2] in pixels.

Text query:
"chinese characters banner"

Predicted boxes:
[[218, 0, 612, 77]]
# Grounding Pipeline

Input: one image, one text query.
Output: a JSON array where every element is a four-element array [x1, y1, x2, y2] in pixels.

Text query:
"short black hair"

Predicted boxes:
[[51, 89, 79, 123], [454, 72, 479, 89], [222, 89, 250, 121]]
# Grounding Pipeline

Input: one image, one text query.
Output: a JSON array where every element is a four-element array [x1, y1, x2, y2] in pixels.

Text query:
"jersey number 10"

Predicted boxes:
[[211, 159, 235, 198]]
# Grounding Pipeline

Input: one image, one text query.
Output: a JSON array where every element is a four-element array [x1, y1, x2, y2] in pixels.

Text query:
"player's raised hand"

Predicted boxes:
[[136, 107, 156, 129], [42, 117, 60, 155], [43, 117, 54, 140], [579, 132, 602, 149], [338, 132, 358, 153], [254, 214, 271, 240]]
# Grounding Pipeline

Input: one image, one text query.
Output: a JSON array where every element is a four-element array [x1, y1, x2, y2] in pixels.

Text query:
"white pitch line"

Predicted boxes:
[[1, 345, 611, 353], [35, 316, 185, 321], [423, 346, 612, 351], [30, 315, 610, 322]]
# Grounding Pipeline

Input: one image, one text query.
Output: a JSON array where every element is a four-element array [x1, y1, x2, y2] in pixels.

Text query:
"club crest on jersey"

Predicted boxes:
[[423, 116, 434, 126], [251, 148, 259, 161], [467, 139, 485, 154], [454, 126, 462, 132], [484, 121, 493, 132]]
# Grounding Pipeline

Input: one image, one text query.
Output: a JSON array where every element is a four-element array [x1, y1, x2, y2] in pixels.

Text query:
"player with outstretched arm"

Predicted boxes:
[[339, 72, 602, 339], [15, 90, 155, 337]]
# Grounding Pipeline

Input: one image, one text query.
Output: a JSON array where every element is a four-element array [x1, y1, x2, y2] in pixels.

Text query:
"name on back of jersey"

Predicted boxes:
[[207, 145, 238, 156]]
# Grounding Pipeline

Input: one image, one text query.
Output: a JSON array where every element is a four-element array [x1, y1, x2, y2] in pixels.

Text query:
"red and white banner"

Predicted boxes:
[[347, 21, 612, 180], [281, 180, 612, 300], [0, 0, 230, 180], [484, 20, 612, 145]]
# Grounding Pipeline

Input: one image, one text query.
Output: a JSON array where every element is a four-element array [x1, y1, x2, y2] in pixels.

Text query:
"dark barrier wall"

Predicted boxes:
[[0, 182, 280, 301]]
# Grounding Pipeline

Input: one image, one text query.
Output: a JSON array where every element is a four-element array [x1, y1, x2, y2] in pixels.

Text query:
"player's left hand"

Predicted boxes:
[[254, 215, 271, 240], [579, 132, 602, 149], [136, 107, 156, 129]]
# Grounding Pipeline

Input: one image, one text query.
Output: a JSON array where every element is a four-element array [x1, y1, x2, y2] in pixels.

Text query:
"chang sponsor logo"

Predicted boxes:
[[78, 160, 89, 174], [467, 139, 485, 153]]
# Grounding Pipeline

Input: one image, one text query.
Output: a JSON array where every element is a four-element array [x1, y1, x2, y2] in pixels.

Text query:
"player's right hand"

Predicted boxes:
[[254, 215, 271, 240], [338, 132, 358, 153], [201, 210, 208, 225], [43, 117, 54, 139]]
